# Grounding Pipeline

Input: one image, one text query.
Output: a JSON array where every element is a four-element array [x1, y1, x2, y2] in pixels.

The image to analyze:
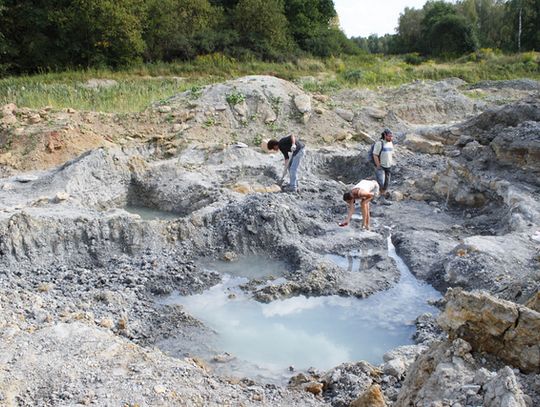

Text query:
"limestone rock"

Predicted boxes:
[[350, 384, 386, 407], [158, 106, 172, 114], [312, 94, 329, 103], [404, 133, 444, 155], [354, 129, 375, 144], [484, 366, 528, 407], [382, 358, 406, 378], [362, 107, 387, 120], [294, 94, 311, 114], [334, 108, 354, 122], [438, 288, 540, 373], [28, 114, 42, 124], [525, 291, 540, 313]]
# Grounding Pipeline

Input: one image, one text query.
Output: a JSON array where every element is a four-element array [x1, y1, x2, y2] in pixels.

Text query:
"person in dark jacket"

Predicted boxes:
[[267, 135, 305, 192]]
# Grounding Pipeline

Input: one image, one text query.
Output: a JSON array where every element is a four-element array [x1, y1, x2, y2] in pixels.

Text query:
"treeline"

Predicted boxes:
[[0, 0, 357, 74], [353, 0, 539, 57], [0, 1, 537, 75]]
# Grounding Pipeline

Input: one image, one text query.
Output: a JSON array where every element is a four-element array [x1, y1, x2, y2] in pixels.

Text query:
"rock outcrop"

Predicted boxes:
[[438, 288, 540, 374]]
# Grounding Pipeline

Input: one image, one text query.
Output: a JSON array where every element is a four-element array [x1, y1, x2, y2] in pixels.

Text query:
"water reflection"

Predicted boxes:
[[159, 237, 441, 383]]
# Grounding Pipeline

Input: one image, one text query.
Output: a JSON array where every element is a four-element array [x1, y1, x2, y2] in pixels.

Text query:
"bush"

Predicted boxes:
[[403, 53, 423, 65]]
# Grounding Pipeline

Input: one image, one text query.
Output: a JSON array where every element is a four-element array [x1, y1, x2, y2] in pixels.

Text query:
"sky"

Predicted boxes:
[[333, 0, 429, 38]]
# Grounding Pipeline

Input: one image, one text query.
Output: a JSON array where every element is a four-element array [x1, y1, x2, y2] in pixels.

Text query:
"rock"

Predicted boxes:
[[304, 382, 323, 396], [389, 191, 404, 201], [158, 106, 172, 114], [2, 103, 17, 115], [404, 133, 445, 154], [223, 251, 238, 262], [99, 318, 114, 329], [484, 366, 528, 407], [354, 129, 375, 143], [2, 183, 14, 191], [334, 108, 354, 122], [28, 114, 42, 124], [438, 288, 540, 373], [312, 94, 329, 103], [362, 107, 387, 120], [314, 107, 324, 114], [294, 94, 311, 114], [334, 130, 349, 141], [153, 384, 167, 394], [54, 192, 70, 202], [461, 140, 483, 160], [1, 112, 17, 125], [233, 101, 248, 117], [382, 359, 406, 378], [350, 384, 386, 407], [322, 134, 334, 143], [525, 291, 540, 313]]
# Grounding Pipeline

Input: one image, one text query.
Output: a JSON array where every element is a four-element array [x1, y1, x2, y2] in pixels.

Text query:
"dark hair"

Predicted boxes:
[[381, 128, 392, 138], [343, 191, 353, 202], [267, 139, 279, 149]]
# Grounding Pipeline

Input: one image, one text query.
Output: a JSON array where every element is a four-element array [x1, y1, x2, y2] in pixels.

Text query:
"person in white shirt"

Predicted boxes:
[[372, 128, 394, 196], [338, 179, 380, 230]]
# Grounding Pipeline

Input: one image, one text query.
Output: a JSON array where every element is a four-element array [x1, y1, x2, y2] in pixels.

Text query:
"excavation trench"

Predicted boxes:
[[156, 236, 441, 385]]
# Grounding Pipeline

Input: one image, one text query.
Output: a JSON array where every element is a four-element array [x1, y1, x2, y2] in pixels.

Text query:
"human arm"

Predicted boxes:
[[339, 200, 355, 227], [290, 135, 297, 152], [373, 141, 382, 168]]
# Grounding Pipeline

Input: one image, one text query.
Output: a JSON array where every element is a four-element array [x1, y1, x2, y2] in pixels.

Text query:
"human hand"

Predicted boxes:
[[338, 221, 348, 227], [291, 144, 297, 152]]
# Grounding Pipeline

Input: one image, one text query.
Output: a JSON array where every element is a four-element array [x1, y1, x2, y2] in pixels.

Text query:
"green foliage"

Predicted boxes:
[[0, 0, 145, 72], [341, 69, 363, 84], [252, 133, 263, 146], [233, 0, 292, 59], [226, 90, 245, 105], [403, 53, 424, 65], [143, 0, 220, 61]]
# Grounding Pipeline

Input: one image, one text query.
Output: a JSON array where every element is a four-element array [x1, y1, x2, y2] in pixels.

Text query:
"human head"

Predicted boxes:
[[267, 139, 279, 151], [381, 128, 393, 141], [343, 191, 354, 203]]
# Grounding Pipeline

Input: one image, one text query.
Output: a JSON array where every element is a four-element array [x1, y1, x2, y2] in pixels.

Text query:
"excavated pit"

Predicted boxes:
[[156, 237, 441, 384], [0, 96, 538, 405]]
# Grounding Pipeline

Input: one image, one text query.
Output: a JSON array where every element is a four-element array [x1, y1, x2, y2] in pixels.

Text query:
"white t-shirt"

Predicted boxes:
[[354, 180, 379, 196], [373, 140, 394, 168]]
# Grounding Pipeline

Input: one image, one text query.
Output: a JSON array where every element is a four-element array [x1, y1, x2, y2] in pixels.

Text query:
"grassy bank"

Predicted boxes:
[[0, 51, 538, 113]]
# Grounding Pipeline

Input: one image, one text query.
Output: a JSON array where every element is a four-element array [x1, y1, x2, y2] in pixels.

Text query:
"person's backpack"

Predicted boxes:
[[367, 140, 382, 165]]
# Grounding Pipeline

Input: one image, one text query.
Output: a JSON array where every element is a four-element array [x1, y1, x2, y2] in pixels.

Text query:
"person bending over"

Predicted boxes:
[[267, 134, 305, 193], [339, 179, 379, 230]]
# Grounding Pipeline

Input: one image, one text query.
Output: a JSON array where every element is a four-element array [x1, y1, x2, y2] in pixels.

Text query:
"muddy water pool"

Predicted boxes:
[[159, 238, 441, 383]]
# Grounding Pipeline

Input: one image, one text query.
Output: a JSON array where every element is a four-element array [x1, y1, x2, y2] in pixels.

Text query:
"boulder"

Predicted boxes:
[[334, 108, 354, 122], [294, 94, 311, 114], [350, 384, 386, 407], [438, 288, 540, 373], [403, 133, 444, 155]]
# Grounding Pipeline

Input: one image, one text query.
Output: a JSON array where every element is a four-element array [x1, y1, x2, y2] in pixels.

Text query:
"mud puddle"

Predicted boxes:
[[158, 238, 441, 384]]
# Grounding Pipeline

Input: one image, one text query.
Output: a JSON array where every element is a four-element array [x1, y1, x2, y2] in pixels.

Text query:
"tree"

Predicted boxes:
[[143, 0, 220, 61], [504, 0, 540, 51], [0, 0, 146, 72], [283, 0, 336, 50], [233, 0, 292, 59], [420, 1, 478, 56], [396, 6, 425, 53]]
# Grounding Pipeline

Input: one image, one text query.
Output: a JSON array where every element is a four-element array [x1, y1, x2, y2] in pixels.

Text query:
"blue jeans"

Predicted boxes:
[[289, 148, 305, 190], [375, 167, 391, 191]]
